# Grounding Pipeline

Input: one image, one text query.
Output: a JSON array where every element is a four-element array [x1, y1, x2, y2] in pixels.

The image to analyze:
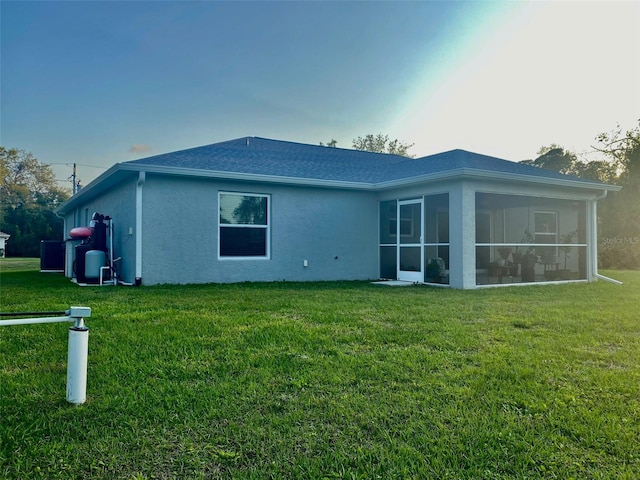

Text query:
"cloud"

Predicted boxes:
[[129, 144, 152, 154]]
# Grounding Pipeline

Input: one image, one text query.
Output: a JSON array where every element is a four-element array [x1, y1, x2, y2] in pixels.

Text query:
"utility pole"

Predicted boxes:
[[70, 163, 81, 194]]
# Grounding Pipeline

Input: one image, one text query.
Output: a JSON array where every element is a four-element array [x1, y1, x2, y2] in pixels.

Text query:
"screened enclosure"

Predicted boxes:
[[475, 192, 587, 285], [380, 193, 449, 284]]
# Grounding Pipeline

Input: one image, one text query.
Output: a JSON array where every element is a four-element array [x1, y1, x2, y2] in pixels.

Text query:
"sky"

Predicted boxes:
[[1, 0, 639, 188]]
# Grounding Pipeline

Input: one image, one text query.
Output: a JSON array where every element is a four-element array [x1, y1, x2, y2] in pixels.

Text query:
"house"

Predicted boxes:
[[0, 231, 9, 258], [55, 137, 620, 288]]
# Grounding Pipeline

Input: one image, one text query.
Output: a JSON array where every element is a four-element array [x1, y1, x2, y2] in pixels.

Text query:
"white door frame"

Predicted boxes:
[[397, 198, 424, 282]]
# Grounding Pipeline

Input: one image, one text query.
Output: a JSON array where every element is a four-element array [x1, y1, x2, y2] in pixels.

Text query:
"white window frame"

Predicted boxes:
[[534, 210, 558, 245], [218, 192, 271, 260], [534, 210, 559, 266], [534, 211, 558, 237]]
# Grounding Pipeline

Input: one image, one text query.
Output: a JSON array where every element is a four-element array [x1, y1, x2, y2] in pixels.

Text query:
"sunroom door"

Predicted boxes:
[[397, 199, 423, 282]]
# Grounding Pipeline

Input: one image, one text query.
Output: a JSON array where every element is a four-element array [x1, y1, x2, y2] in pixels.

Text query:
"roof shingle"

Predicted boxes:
[[125, 136, 606, 186]]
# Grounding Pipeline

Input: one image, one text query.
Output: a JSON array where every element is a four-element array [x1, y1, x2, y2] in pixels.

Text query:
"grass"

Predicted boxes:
[[1, 258, 639, 479]]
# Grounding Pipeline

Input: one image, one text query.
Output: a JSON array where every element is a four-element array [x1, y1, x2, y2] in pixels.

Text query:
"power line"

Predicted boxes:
[[47, 162, 108, 170], [48, 162, 110, 193]]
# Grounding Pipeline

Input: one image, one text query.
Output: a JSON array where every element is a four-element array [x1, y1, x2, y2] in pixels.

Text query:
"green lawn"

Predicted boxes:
[[1, 259, 639, 479]]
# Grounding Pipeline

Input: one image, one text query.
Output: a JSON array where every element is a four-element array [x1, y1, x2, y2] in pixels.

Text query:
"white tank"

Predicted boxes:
[[85, 250, 106, 279]]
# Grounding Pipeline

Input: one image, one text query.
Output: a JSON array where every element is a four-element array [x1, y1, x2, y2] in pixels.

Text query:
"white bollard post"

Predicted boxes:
[[66, 325, 89, 404], [66, 307, 91, 405]]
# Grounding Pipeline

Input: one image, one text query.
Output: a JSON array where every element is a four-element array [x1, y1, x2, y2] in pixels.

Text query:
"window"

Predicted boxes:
[[534, 211, 557, 240], [219, 192, 270, 258], [534, 211, 558, 263]]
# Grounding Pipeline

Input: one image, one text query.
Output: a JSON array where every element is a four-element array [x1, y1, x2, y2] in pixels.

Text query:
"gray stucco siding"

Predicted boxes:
[[268, 185, 378, 283], [101, 179, 137, 283], [64, 177, 138, 283], [141, 175, 218, 285], [139, 174, 379, 285], [376, 180, 458, 202]]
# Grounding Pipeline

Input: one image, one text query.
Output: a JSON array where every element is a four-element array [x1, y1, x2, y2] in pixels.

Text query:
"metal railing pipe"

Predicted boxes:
[[0, 306, 92, 404], [0, 316, 73, 326]]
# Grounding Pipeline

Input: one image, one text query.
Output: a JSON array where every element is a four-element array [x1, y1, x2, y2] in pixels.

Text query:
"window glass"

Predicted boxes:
[[399, 203, 421, 244], [220, 228, 267, 257], [219, 193, 269, 258], [220, 194, 267, 225], [535, 212, 557, 235]]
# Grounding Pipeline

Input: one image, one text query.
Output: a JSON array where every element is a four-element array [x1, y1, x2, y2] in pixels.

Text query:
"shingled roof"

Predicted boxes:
[[124, 136, 607, 187], [125, 137, 409, 184], [58, 136, 618, 215]]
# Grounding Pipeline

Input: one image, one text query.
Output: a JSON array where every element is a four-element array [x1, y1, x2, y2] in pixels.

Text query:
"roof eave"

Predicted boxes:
[[118, 163, 376, 190], [465, 168, 621, 191], [374, 168, 621, 192], [55, 164, 132, 215], [56, 162, 621, 216]]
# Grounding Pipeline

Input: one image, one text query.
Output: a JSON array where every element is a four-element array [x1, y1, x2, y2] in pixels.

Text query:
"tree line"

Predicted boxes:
[[1, 122, 638, 268], [534, 122, 639, 270], [0, 147, 70, 257], [321, 133, 415, 157]]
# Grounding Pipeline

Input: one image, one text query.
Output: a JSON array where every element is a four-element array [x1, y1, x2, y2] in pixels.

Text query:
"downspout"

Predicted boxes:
[[54, 208, 73, 279], [54, 210, 67, 239], [135, 171, 145, 285], [591, 190, 623, 285]]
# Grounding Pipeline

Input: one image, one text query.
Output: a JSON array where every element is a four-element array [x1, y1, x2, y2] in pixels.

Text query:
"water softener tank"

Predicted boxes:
[[74, 244, 93, 283], [85, 250, 106, 281]]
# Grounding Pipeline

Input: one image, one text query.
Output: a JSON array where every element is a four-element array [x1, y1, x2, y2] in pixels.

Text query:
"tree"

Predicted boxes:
[[593, 120, 640, 184], [520, 145, 618, 183], [352, 134, 415, 157], [1, 147, 70, 257], [319, 139, 338, 148], [521, 130, 639, 269], [571, 160, 619, 184], [591, 120, 640, 269], [535, 144, 564, 156], [232, 196, 267, 225], [520, 146, 579, 175]]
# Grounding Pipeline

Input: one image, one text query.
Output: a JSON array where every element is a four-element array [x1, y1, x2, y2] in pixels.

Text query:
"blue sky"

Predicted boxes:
[[1, 1, 639, 188]]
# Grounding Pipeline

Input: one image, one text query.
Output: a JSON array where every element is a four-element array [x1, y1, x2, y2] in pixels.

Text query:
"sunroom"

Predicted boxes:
[[475, 192, 587, 286], [377, 179, 611, 289]]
